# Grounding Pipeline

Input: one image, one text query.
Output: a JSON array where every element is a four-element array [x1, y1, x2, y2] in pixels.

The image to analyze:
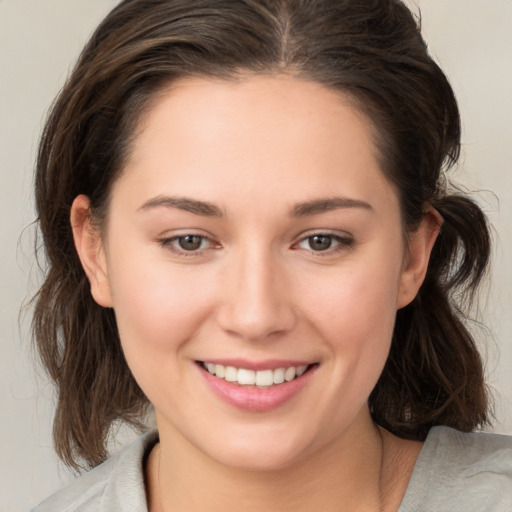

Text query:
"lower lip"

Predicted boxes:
[[198, 364, 317, 412]]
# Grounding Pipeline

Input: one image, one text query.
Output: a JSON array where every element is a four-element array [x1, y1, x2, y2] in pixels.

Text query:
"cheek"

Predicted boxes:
[[298, 248, 403, 376], [105, 248, 216, 378], [304, 256, 400, 334]]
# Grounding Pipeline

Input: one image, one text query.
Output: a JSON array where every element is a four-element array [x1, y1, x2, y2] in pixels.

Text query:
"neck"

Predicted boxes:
[[147, 410, 420, 512]]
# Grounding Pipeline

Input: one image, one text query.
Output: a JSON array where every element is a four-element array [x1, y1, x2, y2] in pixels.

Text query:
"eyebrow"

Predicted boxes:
[[139, 195, 373, 218], [139, 195, 224, 217], [291, 197, 374, 216]]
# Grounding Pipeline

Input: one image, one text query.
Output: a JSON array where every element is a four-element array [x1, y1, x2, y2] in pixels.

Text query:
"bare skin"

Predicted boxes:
[[72, 74, 438, 512], [145, 422, 423, 512]]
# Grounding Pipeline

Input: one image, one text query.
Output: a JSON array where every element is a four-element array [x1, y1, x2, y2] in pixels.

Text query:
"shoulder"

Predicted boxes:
[[400, 426, 512, 512], [427, 425, 512, 463], [30, 431, 158, 512]]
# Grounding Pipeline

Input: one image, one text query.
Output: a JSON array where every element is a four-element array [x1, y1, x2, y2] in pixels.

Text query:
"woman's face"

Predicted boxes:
[[76, 75, 434, 470]]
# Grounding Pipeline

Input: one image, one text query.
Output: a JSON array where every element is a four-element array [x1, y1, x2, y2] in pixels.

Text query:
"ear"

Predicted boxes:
[[396, 204, 442, 309], [70, 195, 113, 307]]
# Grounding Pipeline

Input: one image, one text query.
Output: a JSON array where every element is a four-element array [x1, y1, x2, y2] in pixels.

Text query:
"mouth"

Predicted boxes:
[[197, 360, 319, 412], [198, 361, 316, 389]]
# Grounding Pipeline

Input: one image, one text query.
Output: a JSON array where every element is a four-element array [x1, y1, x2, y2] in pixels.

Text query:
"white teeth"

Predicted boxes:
[[255, 369, 273, 387], [284, 367, 296, 381], [237, 368, 256, 386], [273, 368, 285, 384], [202, 362, 311, 387], [215, 364, 225, 378], [224, 366, 238, 382], [296, 365, 308, 377]]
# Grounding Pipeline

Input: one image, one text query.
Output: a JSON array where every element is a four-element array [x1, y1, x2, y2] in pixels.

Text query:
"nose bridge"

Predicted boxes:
[[218, 242, 295, 341]]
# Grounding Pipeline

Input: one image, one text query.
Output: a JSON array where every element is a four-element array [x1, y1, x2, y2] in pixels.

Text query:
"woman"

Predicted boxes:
[[31, 0, 511, 510]]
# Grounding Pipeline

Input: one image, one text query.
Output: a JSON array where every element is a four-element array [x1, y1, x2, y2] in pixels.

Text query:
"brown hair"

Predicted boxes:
[[33, 0, 491, 470]]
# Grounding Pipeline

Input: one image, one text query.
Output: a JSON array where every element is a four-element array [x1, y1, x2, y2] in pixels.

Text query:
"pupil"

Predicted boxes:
[[310, 235, 331, 251], [179, 235, 202, 251]]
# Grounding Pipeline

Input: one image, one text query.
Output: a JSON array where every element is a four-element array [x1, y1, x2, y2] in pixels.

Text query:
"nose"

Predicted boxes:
[[216, 247, 297, 342]]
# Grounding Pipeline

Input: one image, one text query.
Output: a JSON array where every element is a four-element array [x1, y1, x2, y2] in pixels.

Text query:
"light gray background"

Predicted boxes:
[[1, 1, 511, 510]]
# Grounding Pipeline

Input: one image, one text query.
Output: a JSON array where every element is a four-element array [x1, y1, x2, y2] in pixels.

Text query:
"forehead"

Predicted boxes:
[[132, 74, 376, 154], [115, 74, 397, 216]]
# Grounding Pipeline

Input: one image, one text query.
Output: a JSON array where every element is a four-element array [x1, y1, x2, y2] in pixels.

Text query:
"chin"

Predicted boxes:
[[193, 422, 321, 473], [209, 443, 306, 472]]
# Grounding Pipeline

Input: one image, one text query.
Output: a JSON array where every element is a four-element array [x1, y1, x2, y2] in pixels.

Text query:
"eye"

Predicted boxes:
[[296, 233, 353, 253], [176, 234, 207, 251], [158, 234, 216, 255], [304, 234, 335, 251]]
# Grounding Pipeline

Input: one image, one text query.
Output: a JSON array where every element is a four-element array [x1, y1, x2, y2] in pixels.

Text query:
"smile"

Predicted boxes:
[[198, 360, 318, 412], [201, 362, 310, 388]]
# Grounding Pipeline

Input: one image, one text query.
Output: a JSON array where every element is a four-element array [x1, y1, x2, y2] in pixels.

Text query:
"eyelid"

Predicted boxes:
[[292, 230, 355, 254], [156, 229, 354, 257], [157, 231, 220, 256]]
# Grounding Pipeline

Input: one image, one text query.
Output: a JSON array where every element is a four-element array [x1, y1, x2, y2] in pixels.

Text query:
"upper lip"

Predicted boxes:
[[197, 359, 317, 371]]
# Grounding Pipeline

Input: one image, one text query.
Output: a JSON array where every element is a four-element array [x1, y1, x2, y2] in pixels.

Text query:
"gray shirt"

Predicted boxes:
[[31, 426, 512, 511]]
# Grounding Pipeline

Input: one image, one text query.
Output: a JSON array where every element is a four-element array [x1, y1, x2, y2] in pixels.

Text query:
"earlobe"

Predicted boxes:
[[397, 205, 442, 309], [70, 195, 113, 307]]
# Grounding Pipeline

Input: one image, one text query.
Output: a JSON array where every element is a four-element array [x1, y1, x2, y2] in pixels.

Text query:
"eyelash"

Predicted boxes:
[[157, 234, 218, 256], [157, 232, 354, 257], [294, 232, 354, 255]]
